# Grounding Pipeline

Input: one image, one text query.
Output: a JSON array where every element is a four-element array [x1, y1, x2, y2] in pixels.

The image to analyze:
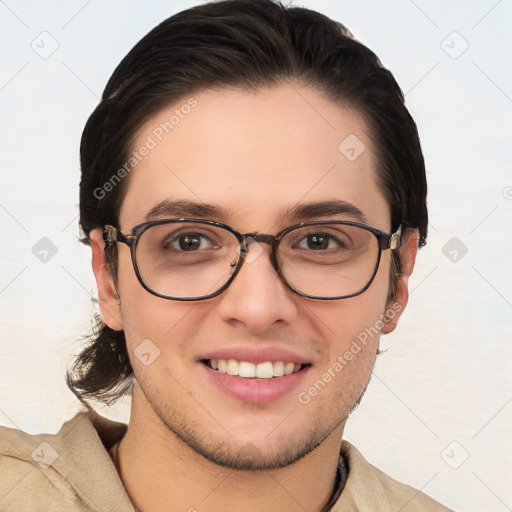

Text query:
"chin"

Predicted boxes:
[[180, 432, 325, 471]]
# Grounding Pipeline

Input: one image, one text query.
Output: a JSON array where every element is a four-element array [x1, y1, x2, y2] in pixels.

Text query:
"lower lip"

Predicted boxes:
[[202, 364, 310, 404]]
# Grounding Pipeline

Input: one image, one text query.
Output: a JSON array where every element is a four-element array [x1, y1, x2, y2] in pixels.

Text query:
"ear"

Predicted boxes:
[[89, 228, 124, 331], [381, 228, 419, 335]]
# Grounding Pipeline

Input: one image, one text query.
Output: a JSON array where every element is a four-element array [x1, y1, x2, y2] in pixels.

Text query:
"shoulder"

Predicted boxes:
[[0, 410, 133, 512], [331, 441, 453, 512]]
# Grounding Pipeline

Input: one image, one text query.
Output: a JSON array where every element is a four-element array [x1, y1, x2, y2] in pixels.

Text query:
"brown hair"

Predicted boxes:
[[67, 0, 428, 406]]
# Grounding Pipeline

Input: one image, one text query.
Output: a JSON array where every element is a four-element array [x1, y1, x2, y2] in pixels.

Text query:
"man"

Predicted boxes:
[[0, 1, 452, 510]]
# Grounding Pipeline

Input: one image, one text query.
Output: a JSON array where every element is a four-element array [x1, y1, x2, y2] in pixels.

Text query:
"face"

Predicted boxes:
[[91, 83, 415, 470]]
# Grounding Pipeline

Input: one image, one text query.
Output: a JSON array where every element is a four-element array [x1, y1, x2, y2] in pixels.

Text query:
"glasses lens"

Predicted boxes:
[[277, 223, 379, 298], [135, 222, 240, 299]]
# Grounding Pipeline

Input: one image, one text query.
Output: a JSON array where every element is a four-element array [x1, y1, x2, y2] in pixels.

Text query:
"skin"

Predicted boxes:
[[90, 83, 418, 512]]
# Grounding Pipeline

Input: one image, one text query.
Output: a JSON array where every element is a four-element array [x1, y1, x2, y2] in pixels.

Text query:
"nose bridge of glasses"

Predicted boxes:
[[243, 233, 276, 247], [236, 233, 280, 273], [238, 233, 278, 261]]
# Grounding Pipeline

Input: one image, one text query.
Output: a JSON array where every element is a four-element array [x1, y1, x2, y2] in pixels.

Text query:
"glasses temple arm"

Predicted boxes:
[[386, 224, 403, 250]]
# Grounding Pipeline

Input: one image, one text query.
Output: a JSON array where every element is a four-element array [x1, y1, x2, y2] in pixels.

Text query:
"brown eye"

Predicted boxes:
[[178, 233, 202, 251], [297, 233, 343, 251], [306, 234, 329, 250], [163, 232, 214, 252]]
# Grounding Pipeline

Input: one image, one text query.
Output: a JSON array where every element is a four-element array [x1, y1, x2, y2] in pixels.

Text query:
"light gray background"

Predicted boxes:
[[1, 1, 511, 510]]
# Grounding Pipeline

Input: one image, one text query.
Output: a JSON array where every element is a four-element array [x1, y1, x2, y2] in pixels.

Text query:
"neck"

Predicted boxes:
[[113, 386, 344, 512]]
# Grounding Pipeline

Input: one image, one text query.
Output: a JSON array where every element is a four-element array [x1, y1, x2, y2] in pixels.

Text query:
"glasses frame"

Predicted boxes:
[[103, 218, 403, 301]]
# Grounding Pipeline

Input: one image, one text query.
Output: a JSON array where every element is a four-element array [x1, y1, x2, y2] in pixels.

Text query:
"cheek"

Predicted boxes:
[[370, 249, 394, 307], [119, 294, 208, 398], [307, 255, 391, 366], [317, 294, 385, 348], [116, 248, 185, 331], [115, 253, 203, 361], [120, 290, 201, 350], [297, 287, 388, 415]]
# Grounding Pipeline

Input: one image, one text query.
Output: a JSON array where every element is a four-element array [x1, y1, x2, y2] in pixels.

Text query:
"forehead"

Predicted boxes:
[[119, 83, 390, 230]]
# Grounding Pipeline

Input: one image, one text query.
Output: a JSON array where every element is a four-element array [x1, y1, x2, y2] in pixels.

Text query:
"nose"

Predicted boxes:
[[215, 242, 299, 334]]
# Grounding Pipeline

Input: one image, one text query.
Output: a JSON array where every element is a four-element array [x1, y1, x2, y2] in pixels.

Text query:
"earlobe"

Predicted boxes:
[[89, 229, 124, 331], [381, 228, 419, 335]]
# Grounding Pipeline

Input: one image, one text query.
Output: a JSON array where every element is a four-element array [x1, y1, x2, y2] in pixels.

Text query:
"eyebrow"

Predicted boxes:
[[283, 200, 367, 224], [144, 199, 367, 225], [145, 200, 228, 221]]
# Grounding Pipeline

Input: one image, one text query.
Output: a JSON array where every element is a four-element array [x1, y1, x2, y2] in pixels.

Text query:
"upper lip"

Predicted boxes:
[[200, 346, 312, 365]]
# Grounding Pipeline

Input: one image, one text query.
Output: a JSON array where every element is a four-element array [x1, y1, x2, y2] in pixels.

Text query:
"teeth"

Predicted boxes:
[[226, 359, 238, 376], [273, 361, 284, 377], [284, 362, 295, 375], [256, 361, 273, 379], [239, 361, 256, 378], [210, 359, 304, 379]]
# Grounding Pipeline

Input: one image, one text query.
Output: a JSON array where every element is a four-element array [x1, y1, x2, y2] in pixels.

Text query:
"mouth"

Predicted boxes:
[[199, 348, 313, 403], [202, 358, 309, 379]]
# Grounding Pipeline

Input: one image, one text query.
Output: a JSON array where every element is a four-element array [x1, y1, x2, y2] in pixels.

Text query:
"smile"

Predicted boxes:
[[205, 359, 306, 379]]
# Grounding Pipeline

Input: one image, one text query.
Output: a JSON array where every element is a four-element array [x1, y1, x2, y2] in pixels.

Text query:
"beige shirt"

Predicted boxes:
[[0, 410, 452, 511]]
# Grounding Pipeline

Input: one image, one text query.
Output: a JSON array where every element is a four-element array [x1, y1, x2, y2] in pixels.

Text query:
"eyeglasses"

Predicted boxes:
[[103, 219, 402, 301]]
